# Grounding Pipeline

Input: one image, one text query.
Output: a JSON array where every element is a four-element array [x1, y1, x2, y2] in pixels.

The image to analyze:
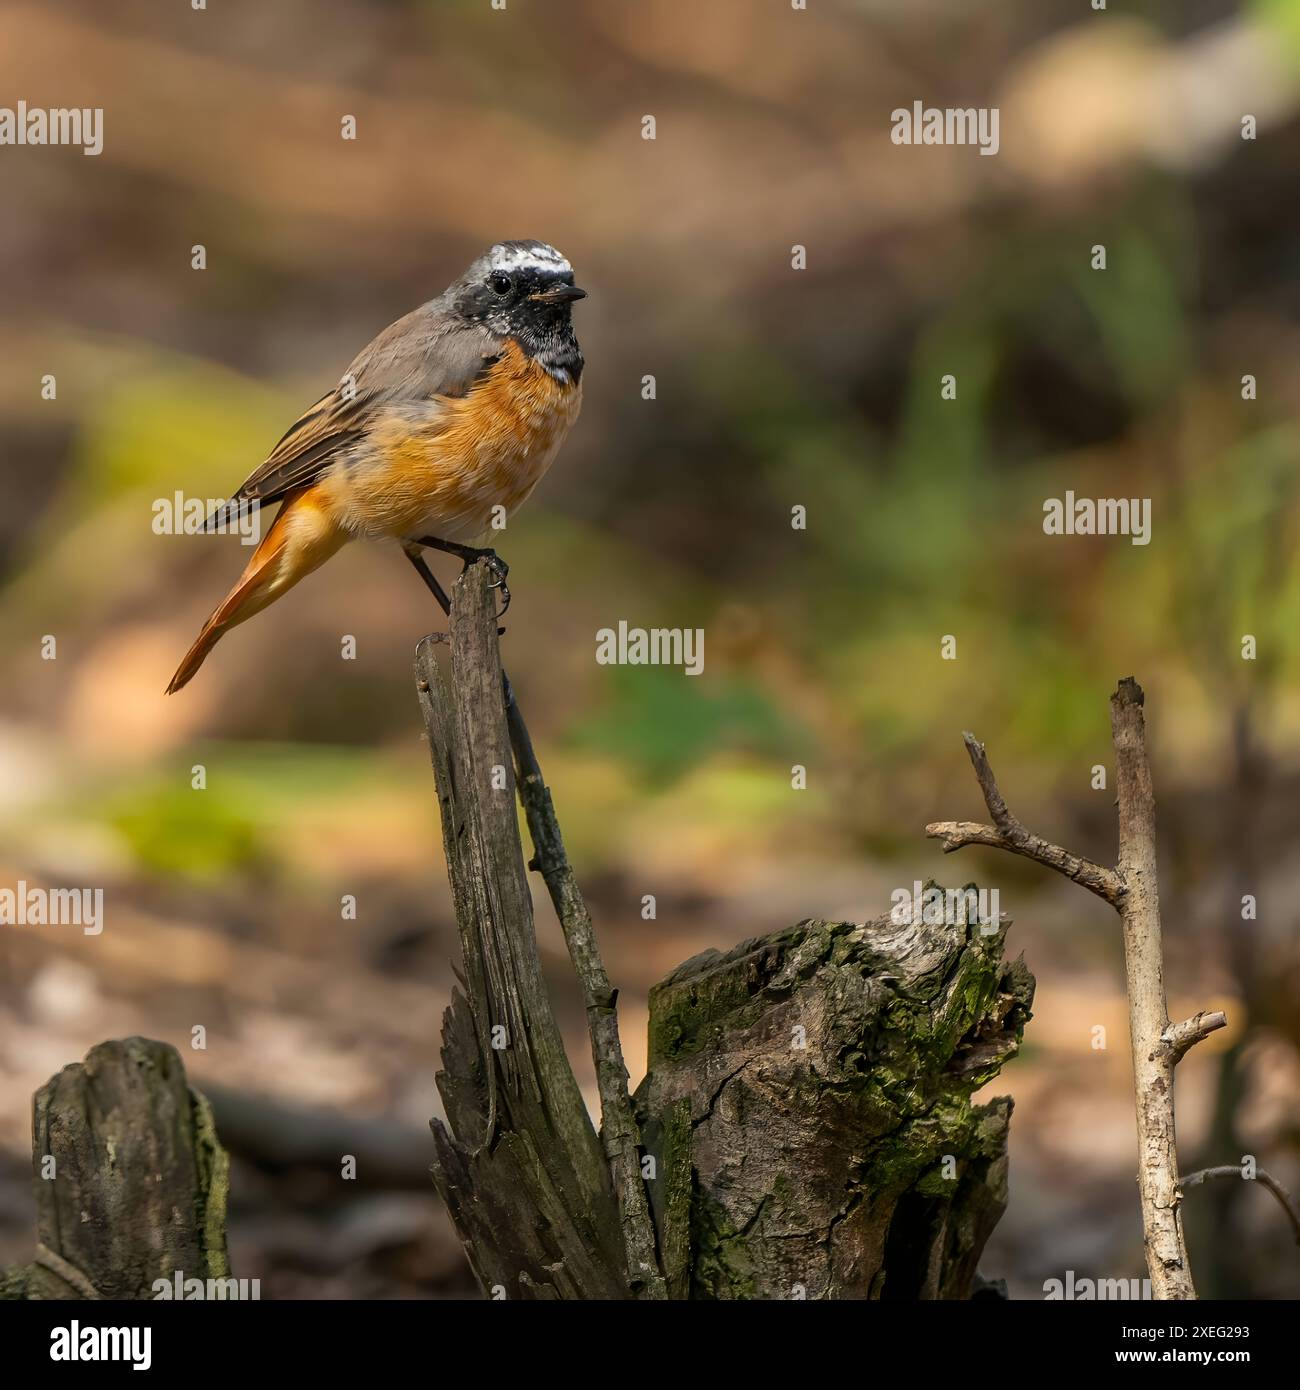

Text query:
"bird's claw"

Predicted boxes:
[[470, 550, 511, 616]]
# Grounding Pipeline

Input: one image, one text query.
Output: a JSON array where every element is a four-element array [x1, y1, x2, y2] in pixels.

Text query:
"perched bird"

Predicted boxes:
[[166, 239, 585, 693]]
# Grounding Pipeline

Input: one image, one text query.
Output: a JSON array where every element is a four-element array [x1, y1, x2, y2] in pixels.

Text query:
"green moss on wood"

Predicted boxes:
[[638, 889, 1033, 1299]]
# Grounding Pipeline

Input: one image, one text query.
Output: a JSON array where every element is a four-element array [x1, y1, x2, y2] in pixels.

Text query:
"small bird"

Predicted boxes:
[[166, 239, 585, 693]]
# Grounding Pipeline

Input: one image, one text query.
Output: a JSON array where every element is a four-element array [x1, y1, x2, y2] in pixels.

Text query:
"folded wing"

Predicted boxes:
[[206, 305, 501, 527]]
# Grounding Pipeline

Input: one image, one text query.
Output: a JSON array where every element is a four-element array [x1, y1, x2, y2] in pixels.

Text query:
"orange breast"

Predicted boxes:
[[328, 339, 582, 543]]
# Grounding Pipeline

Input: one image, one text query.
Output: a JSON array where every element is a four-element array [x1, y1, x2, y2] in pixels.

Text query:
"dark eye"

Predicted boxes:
[[489, 273, 512, 296]]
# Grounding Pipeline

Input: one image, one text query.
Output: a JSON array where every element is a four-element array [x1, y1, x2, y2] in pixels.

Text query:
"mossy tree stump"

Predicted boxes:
[[420, 563, 1033, 1299], [637, 914, 1032, 1299]]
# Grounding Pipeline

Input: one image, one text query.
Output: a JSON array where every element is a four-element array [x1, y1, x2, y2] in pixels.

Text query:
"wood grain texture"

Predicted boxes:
[[503, 672, 665, 1298], [417, 566, 627, 1299]]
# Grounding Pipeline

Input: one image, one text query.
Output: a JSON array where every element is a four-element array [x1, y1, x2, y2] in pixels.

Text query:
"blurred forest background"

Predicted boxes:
[[1, 0, 1298, 1299]]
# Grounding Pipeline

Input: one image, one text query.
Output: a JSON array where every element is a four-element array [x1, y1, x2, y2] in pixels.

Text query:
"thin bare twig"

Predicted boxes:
[[927, 679, 1228, 1300], [1180, 1166, 1300, 1246], [1109, 677, 1206, 1298]]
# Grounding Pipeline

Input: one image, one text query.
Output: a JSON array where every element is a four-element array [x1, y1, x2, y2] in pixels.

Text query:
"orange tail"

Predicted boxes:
[[166, 488, 346, 693]]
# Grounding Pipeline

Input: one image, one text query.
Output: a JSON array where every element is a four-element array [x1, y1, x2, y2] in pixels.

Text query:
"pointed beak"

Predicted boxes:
[[530, 283, 587, 305]]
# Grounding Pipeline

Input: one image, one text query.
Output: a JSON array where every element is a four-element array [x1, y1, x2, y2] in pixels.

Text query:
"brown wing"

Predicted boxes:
[[229, 388, 370, 507], [207, 304, 502, 525]]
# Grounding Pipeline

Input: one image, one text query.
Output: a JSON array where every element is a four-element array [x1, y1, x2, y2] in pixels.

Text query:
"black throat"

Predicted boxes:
[[513, 316, 584, 385]]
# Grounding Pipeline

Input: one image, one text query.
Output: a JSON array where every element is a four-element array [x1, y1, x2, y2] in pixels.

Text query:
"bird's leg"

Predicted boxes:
[[403, 544, 505, 636], [403, 544, 451, 618], [414, 535, 510, 615]]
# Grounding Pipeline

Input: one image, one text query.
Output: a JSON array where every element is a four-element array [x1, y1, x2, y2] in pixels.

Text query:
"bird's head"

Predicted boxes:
[[450, 240, 586, 338]]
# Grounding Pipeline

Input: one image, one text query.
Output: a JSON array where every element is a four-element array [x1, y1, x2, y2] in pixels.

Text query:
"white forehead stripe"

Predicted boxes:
[[490, 243, 572, 275]]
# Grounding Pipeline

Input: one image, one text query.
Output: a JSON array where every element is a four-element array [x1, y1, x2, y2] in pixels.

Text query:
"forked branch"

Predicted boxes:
[[927, 733, 1124, 906], [926, 678, 1226, 1300]]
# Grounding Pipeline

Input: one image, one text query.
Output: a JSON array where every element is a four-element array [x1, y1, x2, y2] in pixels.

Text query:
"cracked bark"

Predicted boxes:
[[635, 910, 1033, 1298]]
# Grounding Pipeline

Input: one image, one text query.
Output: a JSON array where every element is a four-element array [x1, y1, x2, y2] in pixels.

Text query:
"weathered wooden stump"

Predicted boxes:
[[0, 1037, 230, 1300], [419, 562, 1033, 1299], [637, 916, 1031, 1299]]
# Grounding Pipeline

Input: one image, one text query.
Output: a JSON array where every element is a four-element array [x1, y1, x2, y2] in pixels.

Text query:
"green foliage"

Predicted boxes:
[[572, 665, 800, 786], [67, 356, 289, 520], [93, 743, 399, 883], [1255, 0, 1300, 66], [105, 776, 266, 882]]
